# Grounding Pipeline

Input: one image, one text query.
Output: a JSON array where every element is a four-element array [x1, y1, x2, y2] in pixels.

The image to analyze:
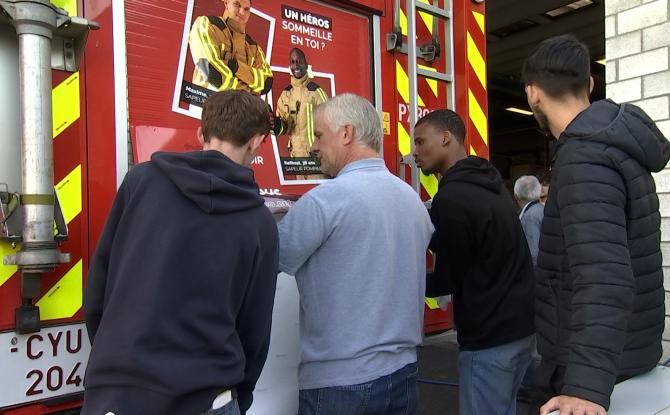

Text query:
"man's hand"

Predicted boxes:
[[540, 395, 606, 415], [264, 197, 295, 222]]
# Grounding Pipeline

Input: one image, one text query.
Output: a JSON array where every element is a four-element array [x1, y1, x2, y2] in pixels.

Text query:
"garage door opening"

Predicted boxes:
[[486, 0, 606, 187]]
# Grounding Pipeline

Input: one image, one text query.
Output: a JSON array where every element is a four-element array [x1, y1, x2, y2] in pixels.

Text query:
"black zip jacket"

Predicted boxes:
[[536, 99, 670, 409], [427, 156, 535, 350], [82, 150, 278, 414]]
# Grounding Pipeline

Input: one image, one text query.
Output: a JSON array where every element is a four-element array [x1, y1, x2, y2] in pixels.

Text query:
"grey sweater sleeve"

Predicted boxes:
[[277, 193, 328, 275]]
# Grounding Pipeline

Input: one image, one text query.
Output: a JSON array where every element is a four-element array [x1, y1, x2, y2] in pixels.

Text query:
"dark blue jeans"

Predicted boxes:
[[458, 335, 535, 415], [298, 362, 418, 415]]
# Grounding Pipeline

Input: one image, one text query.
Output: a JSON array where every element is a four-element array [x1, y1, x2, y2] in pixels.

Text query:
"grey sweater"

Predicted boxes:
[[278, 158, 434, 389]]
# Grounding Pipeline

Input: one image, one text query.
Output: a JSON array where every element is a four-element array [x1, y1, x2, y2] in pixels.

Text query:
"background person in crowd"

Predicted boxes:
[[539, 175, 550, 205], [82, 90, 279, 415], [523, 34, 670, 415], [514, 174, 544, 266], [414, 109, 535, 415], [189, 0, 273, 95], [278, 93, 433, 415]]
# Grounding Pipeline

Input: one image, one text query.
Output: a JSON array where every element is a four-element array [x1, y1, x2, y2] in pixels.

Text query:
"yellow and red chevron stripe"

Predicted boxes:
[[394, 0, 452, 199], [395, 61, 441, 198], [37, 162, 83, 320], [0, 0, 85, 329], [465, 10, 489, 158]]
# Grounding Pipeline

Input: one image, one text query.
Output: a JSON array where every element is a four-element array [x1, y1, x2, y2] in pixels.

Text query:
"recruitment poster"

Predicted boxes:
[[170, 0, 372, 188]]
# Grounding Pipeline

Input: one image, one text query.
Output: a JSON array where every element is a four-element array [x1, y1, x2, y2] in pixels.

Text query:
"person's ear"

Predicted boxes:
[[197, 126, 205, 146], [526, 84, 541, 106], [248, 133, 265, 154], [589, 76, 595, 94], [342, 124, 354, 145], [442, 131, 453, 147]]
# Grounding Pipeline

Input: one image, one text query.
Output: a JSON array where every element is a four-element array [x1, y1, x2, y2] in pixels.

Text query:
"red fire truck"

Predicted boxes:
[[0, 0, 488, 412]]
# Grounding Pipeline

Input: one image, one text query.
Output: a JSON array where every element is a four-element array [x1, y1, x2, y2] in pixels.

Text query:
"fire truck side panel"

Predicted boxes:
[[83, 0, 121, 253], [0, 0, 106, 410], [0, 0, 488, 411], [453, 0, 488, 159], [0, 2, 89, 330], [123, 0, 374, 199]]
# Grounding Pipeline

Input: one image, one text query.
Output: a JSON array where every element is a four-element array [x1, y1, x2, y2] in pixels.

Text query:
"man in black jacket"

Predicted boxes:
[[414, 110, 535, 415], [523, 34, 670, 415], [82, 90, 279, 415]]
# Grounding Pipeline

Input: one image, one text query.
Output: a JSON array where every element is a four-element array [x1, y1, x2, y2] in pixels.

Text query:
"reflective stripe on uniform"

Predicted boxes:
[[197, 17, 233, 90]]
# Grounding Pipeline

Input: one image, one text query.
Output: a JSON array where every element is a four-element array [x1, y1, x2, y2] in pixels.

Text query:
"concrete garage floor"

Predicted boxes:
[[417, 331, 538, 415]]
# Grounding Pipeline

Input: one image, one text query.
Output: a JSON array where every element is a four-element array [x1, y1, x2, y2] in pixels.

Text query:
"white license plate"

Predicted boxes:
[[0, 323, 91, 409]]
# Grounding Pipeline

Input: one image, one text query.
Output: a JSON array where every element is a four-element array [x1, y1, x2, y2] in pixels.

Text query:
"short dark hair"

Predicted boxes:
[[522, 34, 591, 99], [290, 47, 306, 60], [538, 173, 551, 186], [415, 109, 466, 144], [201, 90, 270, 146]]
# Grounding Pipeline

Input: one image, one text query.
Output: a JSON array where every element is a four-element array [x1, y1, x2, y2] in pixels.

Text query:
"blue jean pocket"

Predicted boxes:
[[311, 383, 372, 415]]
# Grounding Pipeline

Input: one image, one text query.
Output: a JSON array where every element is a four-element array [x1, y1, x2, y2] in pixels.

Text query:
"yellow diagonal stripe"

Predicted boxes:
[[37, 259, 82, 321], [418, 0, 434, 35], [400, 9, 408, 37], [51, 0, 78, 16], [0, 242, 18, 287], [470, 145, 477, 156], [468, 89, 488, 146], [53, 72, 81, 138], [396, 60, 426, 107], [55, 165, 82, 224], [473, 11, 485, 34], [420, 171, 439, 197], [398, 122, 411, 157], [396, 60, 410, 103], [418, 64, 439, 98], [467, 32, 486, 91], [425, 297, 440, 310], [401, 2, 434, 36]]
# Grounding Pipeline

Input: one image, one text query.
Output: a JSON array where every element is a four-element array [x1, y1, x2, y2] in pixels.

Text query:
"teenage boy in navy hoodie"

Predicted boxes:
[[82, 90, 279, 415]]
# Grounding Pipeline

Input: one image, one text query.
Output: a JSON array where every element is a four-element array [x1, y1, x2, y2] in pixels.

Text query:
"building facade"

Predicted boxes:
[[606, 0, 670, 360]]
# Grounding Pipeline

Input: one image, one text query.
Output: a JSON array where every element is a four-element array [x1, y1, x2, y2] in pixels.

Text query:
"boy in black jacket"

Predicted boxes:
[[414, 109, 535, 415], [82, 90, 279, 415], [523, 35, 669, 415]]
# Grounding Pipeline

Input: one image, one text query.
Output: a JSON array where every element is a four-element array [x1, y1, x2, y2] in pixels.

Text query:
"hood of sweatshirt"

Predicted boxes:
[[151, 150, 264, 214], [440, 156, 504, 194], [558, 99, 670, 173]]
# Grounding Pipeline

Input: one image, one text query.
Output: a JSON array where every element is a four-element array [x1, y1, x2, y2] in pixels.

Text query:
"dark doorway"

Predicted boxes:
[[486, 0, 606, 186]]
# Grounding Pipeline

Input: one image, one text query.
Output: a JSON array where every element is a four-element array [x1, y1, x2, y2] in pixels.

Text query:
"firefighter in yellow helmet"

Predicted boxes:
[[188, 0, 273, 95], [275, 48, 329, 179]]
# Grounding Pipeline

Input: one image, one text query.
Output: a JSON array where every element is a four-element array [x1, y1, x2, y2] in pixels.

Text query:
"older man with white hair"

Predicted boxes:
[[514, 175, 544, 266], [278, 93, 434, 415]]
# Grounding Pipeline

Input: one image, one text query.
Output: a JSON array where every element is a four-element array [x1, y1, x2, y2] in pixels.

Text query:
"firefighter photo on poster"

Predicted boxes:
[[173, 0, 275, 109], [274, 47, 329, 180], [172, 0, 372, 186]]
